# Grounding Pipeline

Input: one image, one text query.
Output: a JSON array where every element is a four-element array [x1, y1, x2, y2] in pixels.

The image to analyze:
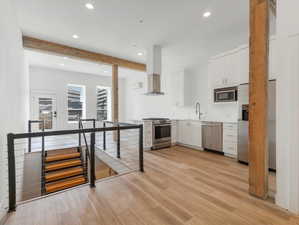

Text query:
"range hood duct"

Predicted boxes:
[[145, 45, 164, 95]]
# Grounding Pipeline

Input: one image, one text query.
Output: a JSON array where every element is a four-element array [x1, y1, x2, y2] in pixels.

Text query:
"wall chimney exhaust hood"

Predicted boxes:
[[145, 45, 164, 95]]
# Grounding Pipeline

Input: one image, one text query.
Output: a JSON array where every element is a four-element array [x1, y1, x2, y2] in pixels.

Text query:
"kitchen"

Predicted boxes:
[[129, 38, 277, 171]]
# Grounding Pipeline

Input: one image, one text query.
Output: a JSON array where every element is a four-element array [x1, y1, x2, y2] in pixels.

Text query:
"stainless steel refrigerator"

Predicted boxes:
[[237, 80, 276, 170]]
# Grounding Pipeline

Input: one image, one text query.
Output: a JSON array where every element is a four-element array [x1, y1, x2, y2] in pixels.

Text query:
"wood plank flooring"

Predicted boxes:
[[6, 146, 299, 225]]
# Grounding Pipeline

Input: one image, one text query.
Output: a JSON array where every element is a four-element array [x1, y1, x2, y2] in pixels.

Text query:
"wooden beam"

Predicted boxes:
[[112, 64, 119, 123], [22, 36, 146, 71], [249, 0, 270, 199], [112, 64, 119, 141]]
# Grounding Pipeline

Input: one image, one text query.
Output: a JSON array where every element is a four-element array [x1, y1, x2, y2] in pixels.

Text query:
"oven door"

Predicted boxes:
[[214, 87, 237, 102], [153, 124, 171, 144]]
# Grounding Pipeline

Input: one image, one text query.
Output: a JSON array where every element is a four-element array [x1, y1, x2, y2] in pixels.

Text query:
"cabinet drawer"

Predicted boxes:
[[223, 142, 237, 155], [223, 124, 237, 131], [223, 133, 237, 141]]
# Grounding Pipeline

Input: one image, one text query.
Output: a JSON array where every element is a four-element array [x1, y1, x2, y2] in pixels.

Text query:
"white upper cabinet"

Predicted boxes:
[[170, 70, 185, 107], [238, 45, 249, 84], [210, 49, 240, 89], [269, 38, 278, 80], [209, 37, 277, 89]]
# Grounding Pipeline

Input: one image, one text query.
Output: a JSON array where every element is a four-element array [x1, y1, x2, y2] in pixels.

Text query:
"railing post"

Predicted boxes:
[[93, 119, 96, 129], [103, 122, 106, 150], [78, 118, 81, 147], [7, 133, 16, 212], [42, 120, 45, 154], [139, 125, 144, 172], [28, 121, 31, 153], [117, 125, 120, 159], [90, 132, 96, 188]]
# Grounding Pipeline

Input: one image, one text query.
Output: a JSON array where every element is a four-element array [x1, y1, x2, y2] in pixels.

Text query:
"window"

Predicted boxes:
[[38, 97, 54, 129], [96, 86, 111, 121], [67, 84, 86, 122]]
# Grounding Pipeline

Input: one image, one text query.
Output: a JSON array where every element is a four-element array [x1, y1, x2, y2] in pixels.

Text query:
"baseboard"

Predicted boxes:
[[175, 143, 203, 151], [224, 153, 237, 159], [0, 211, 8, 225]]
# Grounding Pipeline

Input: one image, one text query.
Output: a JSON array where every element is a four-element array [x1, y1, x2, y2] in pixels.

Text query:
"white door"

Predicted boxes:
[[31, 92, 57, 131]]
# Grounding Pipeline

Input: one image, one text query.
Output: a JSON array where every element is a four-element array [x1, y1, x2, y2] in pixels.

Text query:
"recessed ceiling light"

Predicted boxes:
[[63, 56, 69, 59], [104, 70, 108, 73], [72, 34, 79, 39], [137, 52, 143, 56], [59, 63, 65, 66], [85, 3, 94, 10], [203, 11, 211, 18]]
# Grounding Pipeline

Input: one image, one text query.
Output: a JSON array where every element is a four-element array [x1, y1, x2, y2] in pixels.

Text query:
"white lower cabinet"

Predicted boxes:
[[223, 123, 238, 157], [177, 120, 202, 149], [171, 120, 177, 144], [143, 121, 152, 149]]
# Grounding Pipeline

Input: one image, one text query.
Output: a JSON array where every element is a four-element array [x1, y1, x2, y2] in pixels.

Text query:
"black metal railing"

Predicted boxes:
[[27, 120, 46, 194], [103, 121, 135, 159], [7, 122, 143, 212], [78, 118, 96, 182], [28, 120, 45, 153]]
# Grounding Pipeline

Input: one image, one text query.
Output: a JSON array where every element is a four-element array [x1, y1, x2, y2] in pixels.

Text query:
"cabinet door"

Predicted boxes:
[[269, 38, 277, 80], [171, 121, 177, 144], [171, 71, 185, 107], [177, 121, 185, 144], [211, 58, 223, 88], [178, 121, 191, 145], [190, 122, 202, 147], [238, 47, 249, 84]]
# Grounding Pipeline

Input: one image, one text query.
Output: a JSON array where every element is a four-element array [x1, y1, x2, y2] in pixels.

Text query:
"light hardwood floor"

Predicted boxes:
[[6, 146, 299, 225]]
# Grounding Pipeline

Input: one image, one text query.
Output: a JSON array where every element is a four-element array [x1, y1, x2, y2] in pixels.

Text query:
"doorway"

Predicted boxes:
[[31, 91, 57, 131]]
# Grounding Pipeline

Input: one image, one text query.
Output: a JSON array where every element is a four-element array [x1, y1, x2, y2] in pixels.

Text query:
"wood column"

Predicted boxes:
[[249, 0, 270, 199], [112, 64, 119, 141]]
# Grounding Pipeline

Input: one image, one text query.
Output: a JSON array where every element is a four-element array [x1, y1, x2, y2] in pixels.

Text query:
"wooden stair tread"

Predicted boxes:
[[45, 176, 86, 193], [46, 152, 81, 162], [46, 147, 78, 156], [45, 167, 84, 182], [45, 159, 82, 171]]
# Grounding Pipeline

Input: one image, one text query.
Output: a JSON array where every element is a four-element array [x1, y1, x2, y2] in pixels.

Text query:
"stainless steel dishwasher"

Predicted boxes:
[[202, 122, 223, 152]]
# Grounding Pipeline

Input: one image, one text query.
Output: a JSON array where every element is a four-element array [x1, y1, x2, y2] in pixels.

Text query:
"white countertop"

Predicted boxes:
[[129, 119, 237, 124]]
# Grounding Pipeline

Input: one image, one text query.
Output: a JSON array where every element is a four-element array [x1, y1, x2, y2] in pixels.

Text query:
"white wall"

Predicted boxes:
[[0, 0, 28, 219], [29, 66, 126, 129], [276, 0, 299, 213]]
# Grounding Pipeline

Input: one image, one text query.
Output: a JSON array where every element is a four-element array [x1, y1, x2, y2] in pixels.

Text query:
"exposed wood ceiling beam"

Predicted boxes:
[[22, 36, 146, 71]]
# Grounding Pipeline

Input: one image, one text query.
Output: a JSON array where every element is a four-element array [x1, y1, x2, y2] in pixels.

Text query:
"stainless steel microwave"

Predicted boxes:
[[214, 87, 238, 102]]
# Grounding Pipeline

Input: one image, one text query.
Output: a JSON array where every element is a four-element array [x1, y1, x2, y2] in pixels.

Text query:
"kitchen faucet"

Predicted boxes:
[[195, 102, 203, 120]]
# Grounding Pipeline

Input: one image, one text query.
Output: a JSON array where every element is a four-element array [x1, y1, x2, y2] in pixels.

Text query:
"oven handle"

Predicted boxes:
[[153, 124, 171, 127]]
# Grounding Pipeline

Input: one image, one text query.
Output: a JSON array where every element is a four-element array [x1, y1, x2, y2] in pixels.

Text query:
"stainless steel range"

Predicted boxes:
[[143, 118, 171, 150]]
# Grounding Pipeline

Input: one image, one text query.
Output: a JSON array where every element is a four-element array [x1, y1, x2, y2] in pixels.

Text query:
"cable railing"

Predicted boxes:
[[27, 120, 47, 193], [78, 118, 96, 184], [28, 120, 45, 153], [7, 121, 143, 212]]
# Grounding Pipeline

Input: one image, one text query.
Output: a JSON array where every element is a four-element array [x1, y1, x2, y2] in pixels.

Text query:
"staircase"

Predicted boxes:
[[42, 147, 87, 194]]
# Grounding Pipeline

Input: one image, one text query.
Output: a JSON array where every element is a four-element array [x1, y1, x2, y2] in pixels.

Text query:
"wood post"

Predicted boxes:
[[249, 0, 270, 199], [112, 64, 119, 141]]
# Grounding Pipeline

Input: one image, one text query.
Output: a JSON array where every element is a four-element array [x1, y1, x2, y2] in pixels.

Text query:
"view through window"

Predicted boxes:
[[68, 84, 86, 121], [96, 86, 111, 121]]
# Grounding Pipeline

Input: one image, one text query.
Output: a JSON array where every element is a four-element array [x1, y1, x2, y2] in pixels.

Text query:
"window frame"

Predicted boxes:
[[67, 84, 86, 123], [96, 86, 111, 121]]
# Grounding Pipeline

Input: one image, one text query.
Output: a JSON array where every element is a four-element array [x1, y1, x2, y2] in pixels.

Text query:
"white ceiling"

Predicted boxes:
[[13, 0, 249, 69], [25, 50, 144, 78]]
